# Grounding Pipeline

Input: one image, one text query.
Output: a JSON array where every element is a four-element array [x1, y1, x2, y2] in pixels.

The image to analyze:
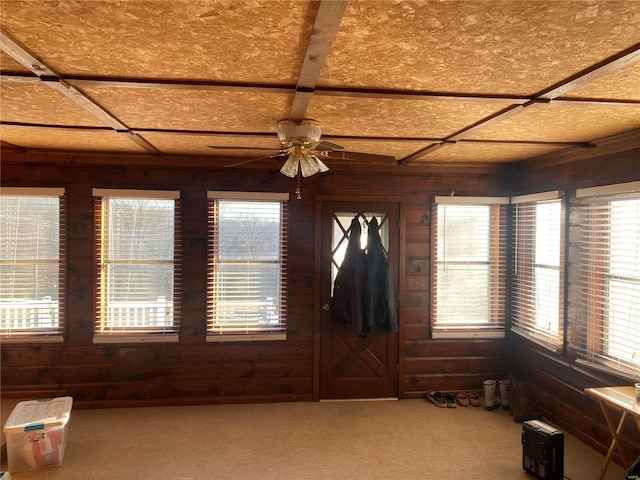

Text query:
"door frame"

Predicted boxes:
[[312, 195, 405, 401]]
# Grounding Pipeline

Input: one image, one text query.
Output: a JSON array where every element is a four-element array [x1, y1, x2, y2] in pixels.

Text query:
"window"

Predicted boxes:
[[94, 189, 181, 342], [570, 182, 639, 378], [331, 212, 389, 290], [0, 188, 66, 341], [432, 196, 508, 338], [511, 191, 565, 350], [207, 191, 288, 341]]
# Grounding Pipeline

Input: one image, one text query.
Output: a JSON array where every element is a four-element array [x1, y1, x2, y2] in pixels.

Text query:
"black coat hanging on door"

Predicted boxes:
[[362, 217, 398, 335], [330, 217, 365, 335], [331, 216, 397, 336]]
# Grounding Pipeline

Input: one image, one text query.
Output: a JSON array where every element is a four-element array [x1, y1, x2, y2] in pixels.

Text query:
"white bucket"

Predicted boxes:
[[484, 380, 497, 410]]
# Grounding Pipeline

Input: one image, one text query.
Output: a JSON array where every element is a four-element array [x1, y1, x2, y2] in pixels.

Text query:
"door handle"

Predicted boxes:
[[322, 303, 330, 311]]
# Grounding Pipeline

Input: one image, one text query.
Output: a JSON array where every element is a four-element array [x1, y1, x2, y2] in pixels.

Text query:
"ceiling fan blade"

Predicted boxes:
[[323, 150, 396, 164], [208, 146, 280, 152], [313, 140, 344, 151], [225, 153, 287, 168]]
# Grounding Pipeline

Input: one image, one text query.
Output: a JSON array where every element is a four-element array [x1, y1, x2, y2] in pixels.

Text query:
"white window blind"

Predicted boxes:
[[511, 191, 565, 350], [432, 196, 509, 339], [94, 189, 181, 341], [207, 192, 288, 341], [570, 182, 640, 378], [0, 188, 66, 341]]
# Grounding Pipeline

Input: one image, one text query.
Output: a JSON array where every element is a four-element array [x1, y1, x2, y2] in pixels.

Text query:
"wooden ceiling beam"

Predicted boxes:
[[457, 138, 592, 148], [314, 87, 531, 104], [0, 122, 594, 151], [67, 76, 294, 94], [4, 73, 639, 108], [551, 97, 640, 108], [131, 127, 590, 149], [288, 0, 349, 122], [0, 121, 113, 131]]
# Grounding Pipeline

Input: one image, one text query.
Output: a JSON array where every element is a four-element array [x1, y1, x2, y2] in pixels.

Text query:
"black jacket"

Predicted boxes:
[[330, 217, 365, 334], [361, 217, 398, 335]]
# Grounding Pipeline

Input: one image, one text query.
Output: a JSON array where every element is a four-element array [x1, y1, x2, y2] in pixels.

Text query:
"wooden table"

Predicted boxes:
[[584, 386, 640, 480]]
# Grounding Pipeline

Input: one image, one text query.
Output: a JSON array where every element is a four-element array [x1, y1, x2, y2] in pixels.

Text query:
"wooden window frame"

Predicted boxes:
[[206, 191, 289, 342], [431, 196, 509, 339], [511, 191, 565, 351], [572, 182, 640, 378], [0, 187, 66, 342], [93, 189, 181, 343]]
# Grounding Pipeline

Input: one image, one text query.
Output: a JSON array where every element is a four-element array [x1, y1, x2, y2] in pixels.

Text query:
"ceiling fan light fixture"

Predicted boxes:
[[299, 154, 321, 177], [277, 119, 321, 144], [275, 120, 330, 182], [279, 153, 299, 178], [316, 157, 329, 173]]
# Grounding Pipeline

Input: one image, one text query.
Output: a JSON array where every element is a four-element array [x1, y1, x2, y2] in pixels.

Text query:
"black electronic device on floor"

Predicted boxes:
[[522, 419, 564, 480]]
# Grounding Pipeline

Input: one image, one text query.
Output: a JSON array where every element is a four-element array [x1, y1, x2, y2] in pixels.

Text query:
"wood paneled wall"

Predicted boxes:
[[0, 153, 511, 408]]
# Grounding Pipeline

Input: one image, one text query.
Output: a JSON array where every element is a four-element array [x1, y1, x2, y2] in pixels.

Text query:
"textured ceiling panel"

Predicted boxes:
[[319, 0, 640, 95], [0, 0, 316, 83], [320, 138, 429, 161], [307, 96, 506, 138], [469, 104, 640, 142], [147, 133, 282, 157], [0, 82, 110, 126], [0, 125, 147, 153], [80, 87, 293, 132], [414, 141, 566, 164]]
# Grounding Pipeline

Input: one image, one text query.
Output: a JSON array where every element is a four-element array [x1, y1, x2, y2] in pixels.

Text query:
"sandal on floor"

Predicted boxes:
[[443, 392, 457, 408], [468, 392, 481, 407], [427, 390, 447, 408], [456, 392, 470, 407]]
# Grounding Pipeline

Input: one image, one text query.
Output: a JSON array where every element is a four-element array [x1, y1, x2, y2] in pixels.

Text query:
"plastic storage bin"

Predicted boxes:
[[2, 397, 73, 473]]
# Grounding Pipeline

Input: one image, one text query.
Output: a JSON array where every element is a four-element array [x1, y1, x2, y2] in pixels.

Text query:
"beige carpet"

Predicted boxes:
[[1, 398, 627, 480]]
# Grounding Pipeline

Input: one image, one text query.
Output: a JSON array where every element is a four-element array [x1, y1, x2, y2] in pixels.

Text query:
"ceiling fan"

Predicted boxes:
[[212, 119, 395, 198], [217, 119, 395, 176]]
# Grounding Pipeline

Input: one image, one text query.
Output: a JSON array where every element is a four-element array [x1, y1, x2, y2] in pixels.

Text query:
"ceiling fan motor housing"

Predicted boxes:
[[277, 119, 322, 144]]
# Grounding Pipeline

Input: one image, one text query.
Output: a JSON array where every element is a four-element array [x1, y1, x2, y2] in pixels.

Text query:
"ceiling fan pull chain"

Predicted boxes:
[[295, 170, 302, 200]]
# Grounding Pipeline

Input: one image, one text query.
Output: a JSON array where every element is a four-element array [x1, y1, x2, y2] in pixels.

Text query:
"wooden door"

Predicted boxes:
[[319, 202, 399, 399]]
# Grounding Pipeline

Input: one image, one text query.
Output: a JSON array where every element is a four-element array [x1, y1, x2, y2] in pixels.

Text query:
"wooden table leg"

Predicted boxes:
[[596, 400, 629, 480]]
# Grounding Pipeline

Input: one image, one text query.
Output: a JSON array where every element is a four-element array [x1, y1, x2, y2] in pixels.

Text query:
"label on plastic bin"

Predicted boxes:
[[28, 429, 60, 467], [24, 423, 45, 432]]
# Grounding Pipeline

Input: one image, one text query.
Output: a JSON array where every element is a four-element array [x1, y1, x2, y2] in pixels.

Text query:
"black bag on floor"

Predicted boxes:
[[627, 456, 640, 480]]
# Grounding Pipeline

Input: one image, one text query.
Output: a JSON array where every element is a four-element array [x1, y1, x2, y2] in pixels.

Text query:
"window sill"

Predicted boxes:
[[574, 359, 639, 384], [509, 328, 562, 353], [206, 332, 287, 342], [93, 334, 179, 344], [0, 335, 64, 343], [432, 331, 505, 340]]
